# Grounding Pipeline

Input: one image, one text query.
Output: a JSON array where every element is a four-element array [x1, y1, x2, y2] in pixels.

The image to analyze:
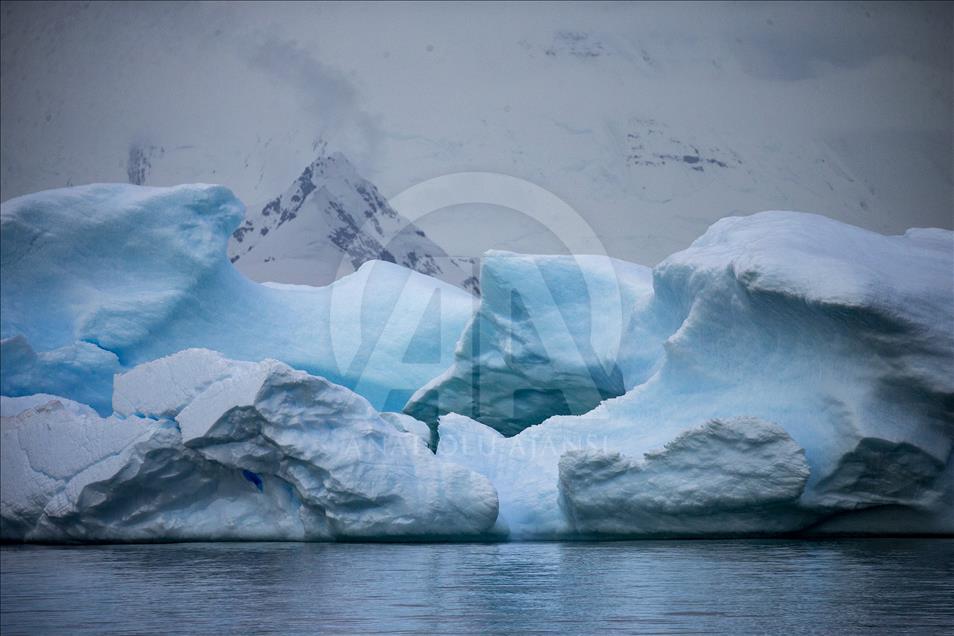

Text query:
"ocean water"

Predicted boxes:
[[2, 539, 952, 634]]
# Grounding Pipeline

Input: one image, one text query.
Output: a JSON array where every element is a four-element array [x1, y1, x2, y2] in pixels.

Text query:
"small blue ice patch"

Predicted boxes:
[[242, 469, 264, 492]]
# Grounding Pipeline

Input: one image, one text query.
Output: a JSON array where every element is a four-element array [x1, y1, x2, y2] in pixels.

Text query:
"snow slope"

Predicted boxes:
[[229, 151, 478, 293], [0, 183, 475, 413]]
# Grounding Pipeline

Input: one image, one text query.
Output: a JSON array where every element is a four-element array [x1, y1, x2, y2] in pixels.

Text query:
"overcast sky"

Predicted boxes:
[[2, 1, 951, 263]]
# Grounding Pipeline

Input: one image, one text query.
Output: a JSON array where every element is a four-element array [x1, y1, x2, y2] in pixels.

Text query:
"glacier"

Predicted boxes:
[[0, 183, 475, 414], [1, 183, 952, 541]]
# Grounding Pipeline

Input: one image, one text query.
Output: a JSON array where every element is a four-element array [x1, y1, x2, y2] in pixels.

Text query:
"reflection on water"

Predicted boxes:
[[2, 539, 953, 634]]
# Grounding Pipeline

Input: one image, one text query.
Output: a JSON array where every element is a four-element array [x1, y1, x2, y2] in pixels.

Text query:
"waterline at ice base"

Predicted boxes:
[[1, 183, 951, 541]]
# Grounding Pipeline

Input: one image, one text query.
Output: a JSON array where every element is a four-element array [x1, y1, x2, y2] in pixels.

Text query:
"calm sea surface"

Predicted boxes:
[[2, 539, 952, 635]]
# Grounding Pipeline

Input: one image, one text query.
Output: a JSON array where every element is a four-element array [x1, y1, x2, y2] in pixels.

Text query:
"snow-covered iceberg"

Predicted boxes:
[[433, 212, 953, 537], [1, 350, 498, 542], [0, 184, 475, 413], [1, 180, 951, 541]]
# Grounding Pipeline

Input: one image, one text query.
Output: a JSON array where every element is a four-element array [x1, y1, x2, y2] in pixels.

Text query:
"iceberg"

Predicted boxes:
[[558, 418, 811, 536], [434, 212, 953, 537], [0, 184, 475, 413], [1, 180, 951, 541], [438, 414, 815, 538], [1, 396, 168, 541], [1, 350, 498, 542]]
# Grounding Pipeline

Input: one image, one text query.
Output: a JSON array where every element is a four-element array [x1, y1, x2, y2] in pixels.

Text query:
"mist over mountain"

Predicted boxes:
[[2, 2, 950, 268]]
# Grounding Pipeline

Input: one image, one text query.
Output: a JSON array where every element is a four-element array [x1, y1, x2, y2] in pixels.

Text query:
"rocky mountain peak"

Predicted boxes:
[[229, 152, 478, 294]]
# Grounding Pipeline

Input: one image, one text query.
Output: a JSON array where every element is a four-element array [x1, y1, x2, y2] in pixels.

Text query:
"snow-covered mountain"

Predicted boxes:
[[229, 152, 479, 293]]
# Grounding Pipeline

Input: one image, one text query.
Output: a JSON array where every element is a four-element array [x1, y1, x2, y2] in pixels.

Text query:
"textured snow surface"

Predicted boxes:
[[1, 351, 498, 542], [1, 397, 163, 540], [558, 419, 811, 536], [0, 184, 474, 413]]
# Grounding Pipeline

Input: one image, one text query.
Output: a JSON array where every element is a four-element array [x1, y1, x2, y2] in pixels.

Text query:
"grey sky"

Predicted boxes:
[[2, 1, 951, 264]]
